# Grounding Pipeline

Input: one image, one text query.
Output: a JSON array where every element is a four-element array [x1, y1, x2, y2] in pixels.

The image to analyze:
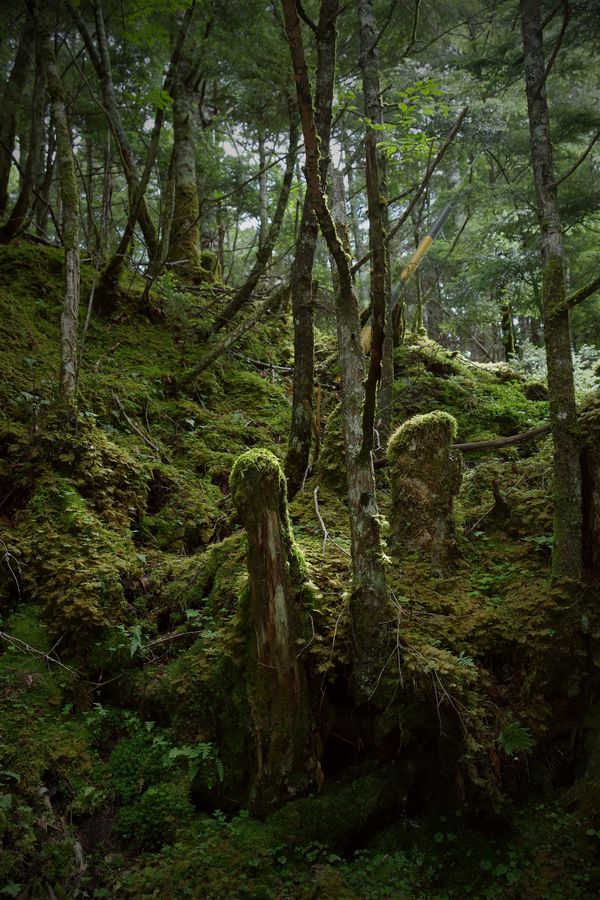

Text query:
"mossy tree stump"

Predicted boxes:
[[387, 412, 462, 573], [230, 449, 320, 815]]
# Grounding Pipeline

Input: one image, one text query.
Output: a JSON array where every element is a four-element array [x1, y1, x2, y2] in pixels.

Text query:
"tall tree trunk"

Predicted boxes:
[[0, 21, 33, 218], [520, 0, 581, 583], [281, 0, 389, 702], [36, 3, 80, 406], [285, 2, 336, 498], [358, 0, 393, 444], [167, 27, 203, 279]]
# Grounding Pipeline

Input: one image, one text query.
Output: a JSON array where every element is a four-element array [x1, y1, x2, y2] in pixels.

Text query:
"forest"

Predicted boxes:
[[1, 0, 600, 895]]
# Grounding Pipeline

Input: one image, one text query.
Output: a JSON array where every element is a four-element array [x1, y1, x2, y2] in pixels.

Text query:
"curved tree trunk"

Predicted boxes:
[[215, 109, 299, 330], [69, 1, 158, 260], [285, 2, 336, 497], [520, 0, 581, 583]]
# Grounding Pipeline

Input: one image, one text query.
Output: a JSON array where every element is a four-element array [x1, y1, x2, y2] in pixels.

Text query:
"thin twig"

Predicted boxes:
[[113, 393, 166, 459]]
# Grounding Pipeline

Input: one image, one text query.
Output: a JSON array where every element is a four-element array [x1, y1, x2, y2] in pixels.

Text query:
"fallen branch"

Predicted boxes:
[[180, 282, 290, 385], [113, 393, 166, 459], [313, 485, 351, 556], [352, 107, 469, 274], [0, 630, 81, 677], [453, 423, 551, 452], [374, 422, 551, 468]]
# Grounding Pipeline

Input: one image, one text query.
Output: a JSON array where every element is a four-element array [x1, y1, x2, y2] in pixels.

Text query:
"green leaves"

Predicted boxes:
[[497, 717, 534, 757]]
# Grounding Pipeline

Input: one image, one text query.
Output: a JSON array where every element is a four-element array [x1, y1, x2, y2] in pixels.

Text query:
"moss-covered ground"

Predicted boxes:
[[0, 242, 599, 896]]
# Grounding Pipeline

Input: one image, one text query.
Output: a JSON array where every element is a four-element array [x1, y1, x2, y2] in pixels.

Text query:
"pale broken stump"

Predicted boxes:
[[230, 448, 321, 815]]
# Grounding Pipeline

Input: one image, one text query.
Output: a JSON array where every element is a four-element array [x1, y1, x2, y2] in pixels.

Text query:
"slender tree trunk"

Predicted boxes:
[[285, 2, 336, 497], [500, 300, 516, 360], [341, 122, 367, 306], [358, 0, 393, 444], [520, 0, 581, 583], [216, 110, 299, 329], [32, 120, 56, 238], [36, 3, 80, 406], [258, 131, 269, 249], [281, 0, 389, 702], [0, 21, 33, 218]]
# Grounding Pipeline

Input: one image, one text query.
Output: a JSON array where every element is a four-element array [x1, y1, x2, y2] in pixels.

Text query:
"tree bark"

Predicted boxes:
[[167, 23, 203, 278], [285, 1, 336, 498], [358, 0, 393, 445], [282, 0, 389, 702], [521, 0, 582, 583], [36, 2, 80, 406]]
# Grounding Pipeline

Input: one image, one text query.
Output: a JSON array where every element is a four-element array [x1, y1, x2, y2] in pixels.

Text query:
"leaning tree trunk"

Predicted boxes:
[[285, 1, 336, 498], [521, 0, 582, 583], [281, 0, 389, 702], [36, 3, 80, 406], [230, 449, 320, 815]]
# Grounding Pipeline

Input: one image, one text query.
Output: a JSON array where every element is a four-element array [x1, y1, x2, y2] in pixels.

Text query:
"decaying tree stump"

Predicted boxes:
[[230, 448, 320, 814], [387, 411, 462, 573]]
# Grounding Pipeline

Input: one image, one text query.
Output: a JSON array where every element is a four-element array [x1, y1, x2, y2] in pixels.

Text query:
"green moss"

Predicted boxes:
[[319, 402, 346, 489]]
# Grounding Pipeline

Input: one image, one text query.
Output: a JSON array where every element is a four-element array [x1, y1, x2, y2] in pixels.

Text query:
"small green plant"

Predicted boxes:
[[497, 717, 534, 757]]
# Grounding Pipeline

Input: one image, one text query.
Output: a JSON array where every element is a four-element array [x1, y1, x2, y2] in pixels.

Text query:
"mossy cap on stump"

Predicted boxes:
[[387, 410, 458, 461], [230, 448, 287, 512]]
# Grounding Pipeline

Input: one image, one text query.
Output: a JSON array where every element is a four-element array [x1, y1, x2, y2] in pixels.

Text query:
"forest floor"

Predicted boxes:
[[1, 242, 599, 897]]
